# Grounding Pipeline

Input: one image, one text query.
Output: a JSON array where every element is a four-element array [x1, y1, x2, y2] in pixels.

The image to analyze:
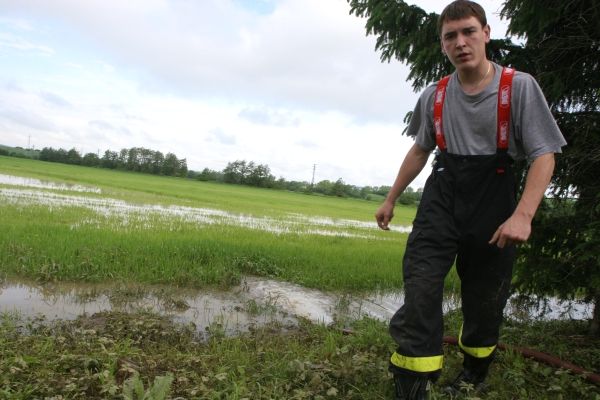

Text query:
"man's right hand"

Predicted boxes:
[[375, 201, 395, 230]]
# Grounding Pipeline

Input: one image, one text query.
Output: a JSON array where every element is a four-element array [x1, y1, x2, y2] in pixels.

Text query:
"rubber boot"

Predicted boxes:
[[444, 353, 493, 395], [392, 373, 429, 400]]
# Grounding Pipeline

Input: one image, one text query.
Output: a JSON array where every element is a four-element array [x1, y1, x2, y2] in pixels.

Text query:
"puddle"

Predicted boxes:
[[0, 277, 445, 334], [0, 173, 101, 193], [0, 187, 411, 238], [505, 295, 594, 322], [1, 278, 589, 336], [0, 278, 297, 335]]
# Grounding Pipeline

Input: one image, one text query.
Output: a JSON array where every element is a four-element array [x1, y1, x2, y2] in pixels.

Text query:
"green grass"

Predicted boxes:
[[0, 311, 598, 399], [0, 156, 426, 291]]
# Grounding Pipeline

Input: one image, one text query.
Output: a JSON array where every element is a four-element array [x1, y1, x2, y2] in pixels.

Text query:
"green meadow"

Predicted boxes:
[[2, 156, 599, 399], [0, 155, 422, 291]]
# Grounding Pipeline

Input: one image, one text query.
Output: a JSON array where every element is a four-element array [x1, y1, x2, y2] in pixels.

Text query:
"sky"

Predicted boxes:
[[0, 0, 509, 188]]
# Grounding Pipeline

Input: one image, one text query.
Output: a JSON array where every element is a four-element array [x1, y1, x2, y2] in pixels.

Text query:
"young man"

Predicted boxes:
[[375, 1, 566, 399]]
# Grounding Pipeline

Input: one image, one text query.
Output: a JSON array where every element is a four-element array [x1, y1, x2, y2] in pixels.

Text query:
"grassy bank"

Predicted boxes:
[[1, 310, 598, 399]]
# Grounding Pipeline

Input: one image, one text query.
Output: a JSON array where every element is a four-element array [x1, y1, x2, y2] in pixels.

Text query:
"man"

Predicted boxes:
[[374, 1, 566, 399]]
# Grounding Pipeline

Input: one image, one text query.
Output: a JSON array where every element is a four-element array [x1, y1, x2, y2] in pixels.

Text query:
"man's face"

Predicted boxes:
[[440, 16, 490, 71]]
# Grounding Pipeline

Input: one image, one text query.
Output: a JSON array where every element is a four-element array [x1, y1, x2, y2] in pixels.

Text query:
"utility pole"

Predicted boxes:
[[311, 164, 316, 189], [27, 135, 31, 150]]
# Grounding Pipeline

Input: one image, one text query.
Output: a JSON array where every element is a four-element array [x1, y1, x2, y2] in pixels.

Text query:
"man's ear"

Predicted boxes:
[[484, 24, 491, 43]]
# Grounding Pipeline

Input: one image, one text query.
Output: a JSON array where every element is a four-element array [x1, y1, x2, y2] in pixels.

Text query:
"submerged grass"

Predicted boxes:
[[0, 311, 598, 399]]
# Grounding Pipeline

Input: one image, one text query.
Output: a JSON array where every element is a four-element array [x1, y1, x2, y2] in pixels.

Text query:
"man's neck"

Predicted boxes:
[[457, 60, 492, 93]]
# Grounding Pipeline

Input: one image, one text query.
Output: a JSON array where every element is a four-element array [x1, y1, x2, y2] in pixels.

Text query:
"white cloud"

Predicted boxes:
[[0, 0, 509, 188], [0, 32, 54, 55]]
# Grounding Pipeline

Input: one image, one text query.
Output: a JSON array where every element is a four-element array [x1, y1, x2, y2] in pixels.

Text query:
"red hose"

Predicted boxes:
[[443, 336, 600, 386]]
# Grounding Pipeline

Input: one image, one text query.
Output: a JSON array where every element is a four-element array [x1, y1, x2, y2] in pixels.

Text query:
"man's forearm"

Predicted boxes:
[[385, 144, 430, 203], [514, 152, 556, 221]]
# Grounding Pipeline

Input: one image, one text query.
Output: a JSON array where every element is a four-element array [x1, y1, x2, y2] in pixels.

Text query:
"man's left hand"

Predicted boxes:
[[489, 212, 532, 248]]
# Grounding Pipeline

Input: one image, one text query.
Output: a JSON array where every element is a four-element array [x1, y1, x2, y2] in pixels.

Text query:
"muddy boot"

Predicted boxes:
[[392, 373, 429, 400], [443, 369, 487, 396], [444, 353, 492, 396]]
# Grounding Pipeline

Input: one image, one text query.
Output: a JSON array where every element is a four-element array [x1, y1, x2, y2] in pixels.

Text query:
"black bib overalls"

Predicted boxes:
[[389, 68, 518, 379]]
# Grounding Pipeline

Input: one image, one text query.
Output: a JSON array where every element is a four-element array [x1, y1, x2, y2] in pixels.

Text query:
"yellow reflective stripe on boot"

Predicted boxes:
[[390, 352, 443, 373], [458, 326, 496, 358]]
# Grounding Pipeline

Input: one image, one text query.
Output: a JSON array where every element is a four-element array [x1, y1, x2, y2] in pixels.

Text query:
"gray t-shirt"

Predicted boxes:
[[410, 62, 566, 160]]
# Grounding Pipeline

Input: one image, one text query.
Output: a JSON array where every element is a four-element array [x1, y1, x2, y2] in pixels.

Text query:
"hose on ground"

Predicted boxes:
[[442, 336, 600, 386]]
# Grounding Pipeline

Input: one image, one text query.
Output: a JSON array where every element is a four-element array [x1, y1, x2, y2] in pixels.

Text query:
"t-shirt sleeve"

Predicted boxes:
[[410, 85, 437, 153], [512, 73, 567, 160]]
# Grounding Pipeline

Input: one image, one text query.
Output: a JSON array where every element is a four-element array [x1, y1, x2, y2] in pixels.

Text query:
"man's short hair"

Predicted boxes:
[[438, 1, 487, 35]]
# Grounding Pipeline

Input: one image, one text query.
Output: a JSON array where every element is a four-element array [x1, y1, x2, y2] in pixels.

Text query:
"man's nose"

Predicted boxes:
[[455, 34, 466, 48]]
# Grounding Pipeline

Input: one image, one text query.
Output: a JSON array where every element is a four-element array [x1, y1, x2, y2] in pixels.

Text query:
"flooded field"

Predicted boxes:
[[0, 173, 411, 238], [2, 170, 592, 338]]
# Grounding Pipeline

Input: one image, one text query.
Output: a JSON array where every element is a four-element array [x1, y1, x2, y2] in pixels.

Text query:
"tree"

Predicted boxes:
[[66, 148, 82, 165], [223, 160, 247, 184], [118, 148, 128, 169], [348, 0, 600, 335], [162, 153, 180, 176], [101, 150, 119, 169], [196, 168, 220, 182], [178, 158, 188, 177], [332, 178, 348, 197], [247, 163, 275, 187], [82, 152, 100, 167], [151, 151, 164, 175]]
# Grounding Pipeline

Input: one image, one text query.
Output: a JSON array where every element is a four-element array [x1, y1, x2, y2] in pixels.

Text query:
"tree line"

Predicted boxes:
[[189, 159, 422, 203], [38, 146, 188, 177], [1, 145, 422, 205]]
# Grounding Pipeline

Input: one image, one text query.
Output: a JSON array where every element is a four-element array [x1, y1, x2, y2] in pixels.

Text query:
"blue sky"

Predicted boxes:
[[0, 0, 508, 187]]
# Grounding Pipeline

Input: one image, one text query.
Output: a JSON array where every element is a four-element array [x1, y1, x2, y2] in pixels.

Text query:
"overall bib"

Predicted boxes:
[[389, 68, 517, 380]]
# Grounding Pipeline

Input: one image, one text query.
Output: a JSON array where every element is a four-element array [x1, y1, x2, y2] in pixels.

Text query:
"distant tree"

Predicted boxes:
[[54, 148, 68, 163], [332, 178, 347, 197], [397, 186, 421, 206], [118, 148, 128, 169], [178, 158, 188, 177], [66, 148, 82, 165], [39, 147, 53, 162], [127, 147, 140, 171], [82, 152, 100, 167], [101, 150, 119, 169], [151, 151, 164, 175], [162, 153, 180, 176], [247, 163, 275, 187], [281, 180, 309, 192], [314, 180, 334, 196], [137, 148, 154, 173], [196, 168, 220, 182], [223, 160, 247, 184]]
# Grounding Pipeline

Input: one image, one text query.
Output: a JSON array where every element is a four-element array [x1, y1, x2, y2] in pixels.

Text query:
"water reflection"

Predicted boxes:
[[1, 278, 589, 335]]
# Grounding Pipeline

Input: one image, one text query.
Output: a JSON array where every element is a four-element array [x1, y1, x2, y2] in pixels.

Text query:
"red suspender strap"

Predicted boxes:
[[433, 75, 451, 151], [497, 67, 515, 151], [434, 68, 515, 153]]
